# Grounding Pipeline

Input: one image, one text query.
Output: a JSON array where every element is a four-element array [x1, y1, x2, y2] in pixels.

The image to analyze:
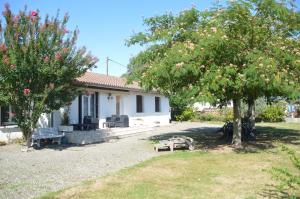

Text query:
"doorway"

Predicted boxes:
[[116, 95, 121, 115]]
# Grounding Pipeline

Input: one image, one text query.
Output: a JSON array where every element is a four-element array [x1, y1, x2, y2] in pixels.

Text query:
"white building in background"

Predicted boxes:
[[193, 101, 233, 112], [0, 72, 171, 142]]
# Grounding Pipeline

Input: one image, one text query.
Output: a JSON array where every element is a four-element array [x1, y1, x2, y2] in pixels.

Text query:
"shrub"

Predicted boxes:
[[0, 141, 6, 146], [175, 108, 196, 121], [260, 103, 285, 122], [268, 145, 300, 198], [194, 108, 233, 122], [61, 111, 70, 125], [197, 113, 216, 121], [222, 107, 233, 122]]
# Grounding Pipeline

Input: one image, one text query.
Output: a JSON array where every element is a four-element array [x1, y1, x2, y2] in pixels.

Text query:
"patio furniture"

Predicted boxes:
[[104, 115, 129, 128], [73, 116, 99, 131], [114, 115, 129, 127], [31, 128, 64, 148]]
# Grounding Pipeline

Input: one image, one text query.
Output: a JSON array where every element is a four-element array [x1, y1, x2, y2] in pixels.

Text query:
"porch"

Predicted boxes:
[[65, 125, 155, 145]]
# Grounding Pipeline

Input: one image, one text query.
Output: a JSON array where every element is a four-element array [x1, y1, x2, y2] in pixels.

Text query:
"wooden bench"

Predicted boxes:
[[154, 136, 195, 152]]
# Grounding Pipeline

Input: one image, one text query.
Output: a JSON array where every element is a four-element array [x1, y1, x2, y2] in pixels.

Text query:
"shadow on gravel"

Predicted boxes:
[[148, 125, 300, 152], [32, 139, 119, 151]]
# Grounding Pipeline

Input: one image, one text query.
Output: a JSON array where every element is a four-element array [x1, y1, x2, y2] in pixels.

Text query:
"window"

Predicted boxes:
[[155, 97, 161, 112], [83, 96, 89, 117], [136, 95, 143, 113], [90, 93, 95, 117], [1, 105, 17, 126]]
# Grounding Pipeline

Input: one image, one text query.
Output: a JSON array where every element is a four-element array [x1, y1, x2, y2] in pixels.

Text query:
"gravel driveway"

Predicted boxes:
[[0, 122, 220, 199]]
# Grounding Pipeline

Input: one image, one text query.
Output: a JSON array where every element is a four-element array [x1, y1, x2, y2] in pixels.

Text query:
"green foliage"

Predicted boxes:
[[169, 89, 199, 120], [260, 102, 286, 122], [61, 111, 69, 125], [175, 108, 196, 121], [269, 145, 300, 198], [126, 0, 300, 144], [0, 5, 98, 142], [222, 107, 234, 122], [195, 108, 233, 122], [196, 112, 222, 121]]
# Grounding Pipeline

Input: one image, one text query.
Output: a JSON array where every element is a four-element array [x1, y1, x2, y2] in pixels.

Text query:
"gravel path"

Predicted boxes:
[[0, 122, 220, 199]]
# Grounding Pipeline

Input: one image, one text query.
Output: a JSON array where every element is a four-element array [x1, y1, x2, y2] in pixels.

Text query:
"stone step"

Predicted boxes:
[[111, 127, 154, 138]]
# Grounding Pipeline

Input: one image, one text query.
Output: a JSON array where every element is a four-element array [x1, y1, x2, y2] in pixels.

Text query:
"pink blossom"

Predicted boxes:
[[92, 56, 99, 62], [0, 44, 7, 52], [31, 11, 38, 17], [62, 48, 69, 54], [2, 55, 9, 65], [55, 53, 62, 61], [10, 64, 16, 69], [23, 88, 31, 95], [64, 28, 69, 34], [44, 56, 49, 62], [211, 27, 217, 33], [13, 15, 19, 23]]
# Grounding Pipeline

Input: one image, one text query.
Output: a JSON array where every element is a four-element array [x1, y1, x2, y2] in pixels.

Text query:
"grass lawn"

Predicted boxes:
[[40, 123, 300, 199]]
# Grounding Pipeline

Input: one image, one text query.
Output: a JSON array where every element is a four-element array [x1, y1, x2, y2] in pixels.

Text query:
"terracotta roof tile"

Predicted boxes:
[[76, 72, 141, 91]]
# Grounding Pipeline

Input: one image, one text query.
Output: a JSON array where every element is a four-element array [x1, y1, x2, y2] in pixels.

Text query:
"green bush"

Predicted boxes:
[[222, 108, 233, 122], [268, 145, 300, 198], [260, 103, 285, 122], [195, 108, 233, 122], [175, 108, 196, 121], [196, 113, 218, 121]]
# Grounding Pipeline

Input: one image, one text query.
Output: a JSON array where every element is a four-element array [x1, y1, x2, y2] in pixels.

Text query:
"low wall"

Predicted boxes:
[[64, 130, 110, 145], [285, 117, 300, 123], [0, 126, 22, 143]]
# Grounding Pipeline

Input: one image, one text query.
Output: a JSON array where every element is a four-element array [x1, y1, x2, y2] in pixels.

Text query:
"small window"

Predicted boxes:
[[1, 105, 17, 126], [136, 95, 143, 113], [155, 97, 161, 112]]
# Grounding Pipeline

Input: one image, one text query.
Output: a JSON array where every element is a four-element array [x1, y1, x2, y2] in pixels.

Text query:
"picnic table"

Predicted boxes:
[[154, 135, 195, 152]]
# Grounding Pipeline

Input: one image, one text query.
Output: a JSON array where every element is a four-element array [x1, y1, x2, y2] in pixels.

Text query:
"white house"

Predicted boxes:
[[66, 72, 171, 128], [0, 72, 171, 142], [193, 101, 233, 112]]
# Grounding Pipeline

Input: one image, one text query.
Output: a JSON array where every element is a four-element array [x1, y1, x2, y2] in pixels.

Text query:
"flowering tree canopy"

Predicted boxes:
[[0, 4, 98, 144], [126, 0, 300, 146]]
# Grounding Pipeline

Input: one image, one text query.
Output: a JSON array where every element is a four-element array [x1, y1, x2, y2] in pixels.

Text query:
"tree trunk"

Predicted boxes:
[[232, 98, 242, 147], [247, 98, 255, 132], [21, 126, 33, 148]]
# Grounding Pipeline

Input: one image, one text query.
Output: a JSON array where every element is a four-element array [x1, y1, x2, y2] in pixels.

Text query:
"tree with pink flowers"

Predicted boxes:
[[0, 4, 98, 146]]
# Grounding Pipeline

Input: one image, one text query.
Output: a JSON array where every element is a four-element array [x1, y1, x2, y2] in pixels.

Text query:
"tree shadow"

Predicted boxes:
[[31, 138, 118, 151], [148, 125, 300, 152], [258, 184, 294, 199], [148, 126, 227, 151], [240, 126, 300, 152]]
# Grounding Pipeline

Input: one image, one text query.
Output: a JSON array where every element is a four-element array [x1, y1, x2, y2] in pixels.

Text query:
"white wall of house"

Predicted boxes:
[[69, 97, 78, 124], [193, 101, 233, 112], [125, 92, 170, 127], [0, 88, 170, 142], [65, 89, 171, 129]]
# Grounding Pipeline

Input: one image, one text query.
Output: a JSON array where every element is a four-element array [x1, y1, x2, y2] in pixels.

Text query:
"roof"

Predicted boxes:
[[76, 71, 142, 91]]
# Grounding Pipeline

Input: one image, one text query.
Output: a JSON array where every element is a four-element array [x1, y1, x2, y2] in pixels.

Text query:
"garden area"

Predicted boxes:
[[40, 122, 300, 199]]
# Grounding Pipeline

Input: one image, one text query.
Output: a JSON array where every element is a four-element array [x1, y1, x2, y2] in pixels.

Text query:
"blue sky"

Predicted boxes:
[[1, 0, 300, 76]]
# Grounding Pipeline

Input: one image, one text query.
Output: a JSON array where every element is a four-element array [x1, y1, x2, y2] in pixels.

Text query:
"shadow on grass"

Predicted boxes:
[[243, 126, 300, 150], [258, 184, 292, 199], [148, 125, 300, 152]]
